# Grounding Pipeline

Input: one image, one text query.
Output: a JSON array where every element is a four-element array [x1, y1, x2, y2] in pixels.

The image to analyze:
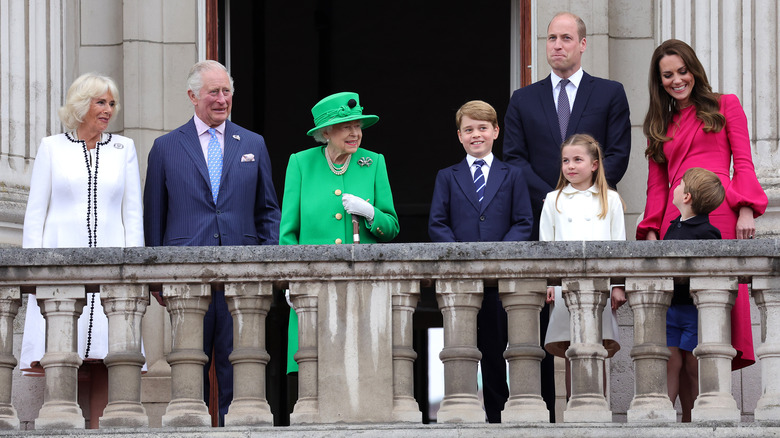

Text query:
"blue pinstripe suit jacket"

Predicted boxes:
[[143, 118, 280, 247]]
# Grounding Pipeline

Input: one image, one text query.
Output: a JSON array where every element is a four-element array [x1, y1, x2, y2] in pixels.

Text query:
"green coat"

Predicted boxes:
[[281, 146, 400, 371]]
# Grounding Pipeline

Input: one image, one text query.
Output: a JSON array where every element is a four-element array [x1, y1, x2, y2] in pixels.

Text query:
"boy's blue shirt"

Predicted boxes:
[[428, 155, 533, 242]]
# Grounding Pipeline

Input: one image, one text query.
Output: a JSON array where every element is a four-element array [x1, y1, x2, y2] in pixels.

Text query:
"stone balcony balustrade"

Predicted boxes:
[[0, 240, 779, 435]]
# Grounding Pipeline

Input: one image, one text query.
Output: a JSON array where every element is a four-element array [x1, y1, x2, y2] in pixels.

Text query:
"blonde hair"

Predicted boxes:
[[456, 100, 498, 129], [59, 73, 121, 131], [554, 134, 622, 220], [682, 167, 725, 215]]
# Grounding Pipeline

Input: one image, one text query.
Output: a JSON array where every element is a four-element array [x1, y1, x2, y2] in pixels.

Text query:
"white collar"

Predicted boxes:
[[561, 183, 598, 195], [466, 153, 494, 167], [551, 68, 584, 89]]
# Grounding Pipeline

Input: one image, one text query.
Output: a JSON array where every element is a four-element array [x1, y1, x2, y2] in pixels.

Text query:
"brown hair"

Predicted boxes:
[[643, 39, 725, 164], [456, 100, 498, 129], [548, 12, 586, 41], [554, 134, 623, 220], [682, 167, 725, 215]]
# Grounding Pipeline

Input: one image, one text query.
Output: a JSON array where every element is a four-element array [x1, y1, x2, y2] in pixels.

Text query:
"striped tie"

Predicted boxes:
[[473, 159, 486, 204], [207, 128, 223, 203]]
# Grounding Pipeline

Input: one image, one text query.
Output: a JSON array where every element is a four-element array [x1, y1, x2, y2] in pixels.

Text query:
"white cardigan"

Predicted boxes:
[[539, 184, 625, 242], [20, 132, 144, 373], [23, 132, 144, 248]]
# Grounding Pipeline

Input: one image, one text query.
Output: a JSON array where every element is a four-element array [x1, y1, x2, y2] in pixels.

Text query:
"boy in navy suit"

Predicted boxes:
[[429, 100, 533, 422], [664, 167, 725, 422]]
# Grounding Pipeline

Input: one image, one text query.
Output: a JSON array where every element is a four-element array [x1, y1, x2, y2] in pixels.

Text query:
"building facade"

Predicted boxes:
[[2, 0, 777, 427]]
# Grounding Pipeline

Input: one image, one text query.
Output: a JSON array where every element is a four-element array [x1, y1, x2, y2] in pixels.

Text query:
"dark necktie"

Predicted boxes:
[[557, 78, 570, 142], [473, 159, 486, 204]]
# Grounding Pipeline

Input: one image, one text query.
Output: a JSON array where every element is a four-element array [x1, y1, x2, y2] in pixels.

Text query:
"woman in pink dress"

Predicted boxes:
[[637, 39, 767, 371]]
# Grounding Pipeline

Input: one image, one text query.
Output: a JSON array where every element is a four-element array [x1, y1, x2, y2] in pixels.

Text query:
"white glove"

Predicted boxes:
[[285, 289, 294, 310], [342, 193, 375, 222]]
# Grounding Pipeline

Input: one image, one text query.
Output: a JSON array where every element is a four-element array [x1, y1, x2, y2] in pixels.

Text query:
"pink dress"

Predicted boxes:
[[637, 94, 768, 370]]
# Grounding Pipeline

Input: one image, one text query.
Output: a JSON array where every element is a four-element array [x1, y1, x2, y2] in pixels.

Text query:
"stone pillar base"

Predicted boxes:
[[563, 406, 613, 423], [502, 396, 549, 422], [100, 402, 149, 428], [35, 404, 85, 430], [691, 395, 740, 423], [161, 400, 211, 427], [391, 396, 422, 422], [436, 395, 485, 423], [224, 397, 273, 426], [627, 395, 677, 422]]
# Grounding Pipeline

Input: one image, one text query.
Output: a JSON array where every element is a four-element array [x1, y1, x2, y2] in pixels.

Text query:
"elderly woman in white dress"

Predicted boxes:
[[21, 72, 143, 428]]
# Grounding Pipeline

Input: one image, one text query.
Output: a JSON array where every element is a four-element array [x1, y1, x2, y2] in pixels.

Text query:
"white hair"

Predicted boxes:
[[186, 60, 235, 96]]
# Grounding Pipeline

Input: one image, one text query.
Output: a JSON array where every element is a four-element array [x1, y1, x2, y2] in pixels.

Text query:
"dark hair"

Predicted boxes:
[[682, 167, 725, 215], [643, 39, 725, 164]]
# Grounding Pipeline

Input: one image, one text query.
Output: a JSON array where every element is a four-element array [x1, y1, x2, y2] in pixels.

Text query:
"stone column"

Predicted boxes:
[[98, 284, 150, 428], [289, 281, 321, 424], [161, 283, 212, 427], [690, 276, 740, 423], [499, 278, 549, 423], [0, 287, 20, 430], [625, 277, 676, 422], [390, 281, 421, 422], [562, 278, 612, 423], [752, 276, 780, 421], [35, 286, 86, 430], [435, 279, 484, 423], [223, 281, 274, 426]]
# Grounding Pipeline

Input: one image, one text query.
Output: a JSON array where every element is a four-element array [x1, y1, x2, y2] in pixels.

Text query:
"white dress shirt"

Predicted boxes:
[[551, 68, 584, 113], [466, 152, 494, 184]]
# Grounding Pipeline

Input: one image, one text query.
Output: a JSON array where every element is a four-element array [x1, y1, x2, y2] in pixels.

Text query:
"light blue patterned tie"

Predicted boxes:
[[473, 159, 486, 204], [207, 128, 222, 203]]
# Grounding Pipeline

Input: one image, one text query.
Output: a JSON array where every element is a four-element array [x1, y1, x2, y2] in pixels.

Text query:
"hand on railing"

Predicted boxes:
[[611, 286, 626, 310], [151, 291, 166, 307], [546, 286, 555, 303]]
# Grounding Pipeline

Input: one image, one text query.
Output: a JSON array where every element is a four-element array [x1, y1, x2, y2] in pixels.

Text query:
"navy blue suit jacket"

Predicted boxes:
[[428, 157, 533, 242], [503, 72, 631, 216], [143, 118, 280, 247]]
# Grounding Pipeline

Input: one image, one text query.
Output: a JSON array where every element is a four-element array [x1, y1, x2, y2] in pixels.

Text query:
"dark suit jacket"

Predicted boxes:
[[143, 118, 280, 247], [428, 157, 533, 242], [663, 214, 722, 241], [503, 72, 631, 218]]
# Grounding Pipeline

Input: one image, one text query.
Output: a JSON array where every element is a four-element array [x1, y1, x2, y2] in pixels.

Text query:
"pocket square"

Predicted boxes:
[[241, 153, 255, 162]]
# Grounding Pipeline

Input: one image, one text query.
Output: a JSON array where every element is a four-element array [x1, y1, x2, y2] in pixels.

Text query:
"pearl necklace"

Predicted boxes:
[[326, 147, 351, 175]]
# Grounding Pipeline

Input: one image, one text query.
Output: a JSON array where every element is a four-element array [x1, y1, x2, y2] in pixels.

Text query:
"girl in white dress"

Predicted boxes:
[[540, 133, 627, 398], [21, 73, 144, 428]]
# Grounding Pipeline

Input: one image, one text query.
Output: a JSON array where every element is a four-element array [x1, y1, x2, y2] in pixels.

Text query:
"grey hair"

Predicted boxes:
[[312, 126, 332, 144], [187, 60, 235, 96], [58, 73, 121, 131]]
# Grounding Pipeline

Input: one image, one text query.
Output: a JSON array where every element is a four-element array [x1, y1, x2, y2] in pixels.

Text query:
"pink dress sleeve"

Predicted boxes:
[[636, 150, 670, 240], [721, 94, 768, 217]]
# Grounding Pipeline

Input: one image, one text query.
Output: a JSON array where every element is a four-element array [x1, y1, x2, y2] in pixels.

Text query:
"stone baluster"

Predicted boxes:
[[161, 283, 212, 427], [224, 281, 274, 426], [690, 276, 739, 423], [289, 281, 321, 424], [0, 287, 20, 430], [562, 278, 611, 423], [390, 281, 422, 422], [751, 276, 780, 421], [625, 277, 676, 422], [35, 285, 86, 429], [435, 279, 484, 423], [99, 284, 150, 428], [499, 278, 549, 423]]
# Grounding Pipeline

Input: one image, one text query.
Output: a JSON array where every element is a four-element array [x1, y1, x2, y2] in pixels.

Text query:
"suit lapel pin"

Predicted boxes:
[[233, 134, 241, 141], [358, 157, 373, 167]]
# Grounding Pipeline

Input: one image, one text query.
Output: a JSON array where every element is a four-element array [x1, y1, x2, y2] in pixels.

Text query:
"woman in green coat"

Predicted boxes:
[[281, 92, 400, 376]]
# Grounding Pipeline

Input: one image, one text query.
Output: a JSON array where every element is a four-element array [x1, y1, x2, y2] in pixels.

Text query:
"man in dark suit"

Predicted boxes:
[[503, 12, 631, 421], [429, 100, 533, 422], [143, 60, 281, 425]]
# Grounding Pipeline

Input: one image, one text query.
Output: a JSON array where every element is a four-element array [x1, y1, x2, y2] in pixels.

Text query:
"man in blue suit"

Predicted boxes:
[[503, 12, 631, 421], [143, 60, 281, 425], [429, 100, 533, 422]]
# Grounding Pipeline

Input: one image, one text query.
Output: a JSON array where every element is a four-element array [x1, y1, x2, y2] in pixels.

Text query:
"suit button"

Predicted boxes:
[[213, 233, 219, 238], [335, 213, 343, 220], [216, 210, 221, 215], [335, 189, 342, 196], [480, 216, 486, 221], [335, 238, 343, 244]]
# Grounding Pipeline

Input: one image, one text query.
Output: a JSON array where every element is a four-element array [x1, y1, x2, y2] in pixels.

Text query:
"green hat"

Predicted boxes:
[[306, 92, 379, 136]]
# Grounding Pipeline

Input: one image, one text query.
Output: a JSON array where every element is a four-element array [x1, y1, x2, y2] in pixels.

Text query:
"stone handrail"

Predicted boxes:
[[0, 240, 778, 428]]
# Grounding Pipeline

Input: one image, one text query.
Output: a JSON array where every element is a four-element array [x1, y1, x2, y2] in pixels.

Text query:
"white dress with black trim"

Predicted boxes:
[[20, 132, 144, 375]]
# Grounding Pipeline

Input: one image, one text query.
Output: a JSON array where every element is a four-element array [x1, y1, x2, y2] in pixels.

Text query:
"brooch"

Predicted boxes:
[[357, 157, 373, 167], [113, 143, 124, 149], [233, 134, 241, 141]]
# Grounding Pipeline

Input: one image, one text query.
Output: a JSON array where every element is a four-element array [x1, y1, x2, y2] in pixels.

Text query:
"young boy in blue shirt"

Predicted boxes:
[[664, 167, 725, 422], [429, 100, 533, 422]]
